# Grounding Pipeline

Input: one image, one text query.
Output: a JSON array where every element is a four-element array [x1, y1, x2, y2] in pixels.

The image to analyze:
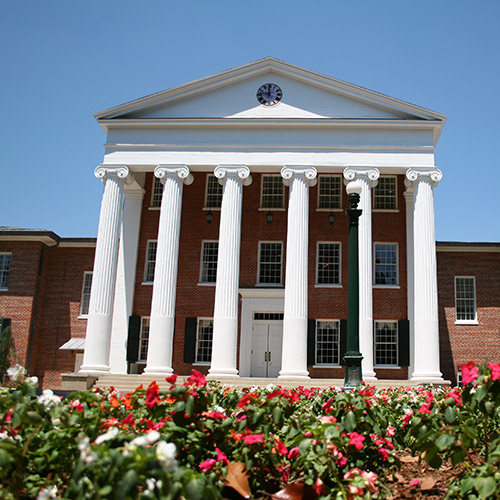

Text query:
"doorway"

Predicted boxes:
[[250, 313, 283, 378]]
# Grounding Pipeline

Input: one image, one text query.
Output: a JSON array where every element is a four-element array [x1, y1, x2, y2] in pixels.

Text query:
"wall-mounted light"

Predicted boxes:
[[206, 210, 213, 224], [266, 211, 273, 224], [328, 212, 335, 226]]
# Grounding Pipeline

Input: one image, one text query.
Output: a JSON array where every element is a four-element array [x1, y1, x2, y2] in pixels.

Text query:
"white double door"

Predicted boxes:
[[250, 319, 283, 378]]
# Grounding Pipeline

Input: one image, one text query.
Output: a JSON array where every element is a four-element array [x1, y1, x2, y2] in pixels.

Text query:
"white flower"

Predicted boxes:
[[213, 405, 226, 413], [0, 431, 9, 440], [7, 364, 26, 381], [37, 485, 57, 500], [145, 478, 163, 493], [130, 430, 160, 447], [78, 436, 97, 464], [95, 426, 119, 445], [266, 384, 276, 391], [37, 389, 61, 408], [28, 376, 38, 385], [156, 441, 178, 471]]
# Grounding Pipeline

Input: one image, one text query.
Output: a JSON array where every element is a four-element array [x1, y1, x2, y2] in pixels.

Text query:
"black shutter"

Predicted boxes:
[[184, 317, 198, 363], [307, 319, 316, 366], [398, 319, 410, 367], [339, 319, 347, 365], [126, 316, 141, 362], [1, 318, 11, 332]]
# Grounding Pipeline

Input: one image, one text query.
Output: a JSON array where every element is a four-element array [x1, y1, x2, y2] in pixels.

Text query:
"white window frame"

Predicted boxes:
[[257, 241, 283, 286], [138, 317, 150, 362], [373, 242, 399, 287], [204, 174, 223, 210], [259, 175, 285, 210], [317, 175, 343, 211], [314, 319, 341, 367], [79, 271, 93, 317], [143, 240, 157, 283], [315, 242, 342, 287], [0, 252, 12, 291], [454, 276, 478, 324], [373, 176, 398, 211], [199, 240, 218, 285], [150, 176, 163, 209], [374, 320, 399, 367], [195, 318, 213, 365]]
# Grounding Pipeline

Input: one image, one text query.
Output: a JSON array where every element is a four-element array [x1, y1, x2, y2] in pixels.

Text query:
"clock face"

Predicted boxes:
[[257, 83, 282, 106]]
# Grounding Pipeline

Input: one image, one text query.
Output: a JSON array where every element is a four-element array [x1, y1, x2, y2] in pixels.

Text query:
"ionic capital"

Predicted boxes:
[[214, 165, 252, 186], [343, 167, 380, 187], [155, 164, 194, 185], [95, 165, 134, 185], [405, 167, 443, 188], [281, 165, 317, 186]]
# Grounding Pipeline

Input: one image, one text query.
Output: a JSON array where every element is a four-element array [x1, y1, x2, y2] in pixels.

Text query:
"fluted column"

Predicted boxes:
[[405, 167, 443, 381], [208, 165, 252, 378], [279, 166, 317, 380], [81, 165, 133, 373], [144, 165, 193, 375], [343, 167, 379, 380]]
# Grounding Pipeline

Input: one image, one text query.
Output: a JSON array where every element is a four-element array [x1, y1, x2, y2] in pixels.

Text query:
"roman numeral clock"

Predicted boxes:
[[256, 83, 283, 106]]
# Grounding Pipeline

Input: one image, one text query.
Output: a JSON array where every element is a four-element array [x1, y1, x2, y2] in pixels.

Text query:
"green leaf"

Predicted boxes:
[[272, 406, 283, 424], [474, 385, 487, 403], [0, 449, 14, 467], [117, 469, 138, 499], [185, 478, 206, 500], [185, 396, 195, 417], [99, 485, 113, 496], [445, 406, 457, 424], [451, 448, 467, 467], [474, 477, 497, 499], [435, 433, 455, 451], [344, 410, 357, 432], [26, 411, 43, 424]]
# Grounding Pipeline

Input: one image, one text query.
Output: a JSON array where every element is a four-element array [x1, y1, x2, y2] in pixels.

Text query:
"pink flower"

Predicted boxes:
[[199, 458, 217, 473], [320, 415, 337, 424], [215, 447, 229, 464], [361, 470, 378, 494], [402, 410, 413, 429], [348, 432, 365, 450], [378, 447, 389, 460], [287, 446, 300, 459], [202, 410, 227, 420], [242, 434, 264, 445], [461, 361, 479, 385], [348, 485, 364, 496], [386, 426, 395, 437], [418, 403, 432, 414], [409, 479, 420, 487], [235, 414, 247, 422], [488, 362, 500, 381], [447, 389, 462, 406], [275, 440, 288, 456], [185, 369, 207, 388], [313, 478, 324, 496]]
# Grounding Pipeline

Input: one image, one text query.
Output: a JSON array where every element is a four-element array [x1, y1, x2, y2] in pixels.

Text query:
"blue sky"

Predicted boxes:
[[1, 1, 499, 241]]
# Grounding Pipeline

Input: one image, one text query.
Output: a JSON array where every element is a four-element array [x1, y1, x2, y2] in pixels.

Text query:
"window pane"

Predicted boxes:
[[258, 243, 282, 284], [151, 177, 163, 208], [200, 241, 218, 283], [317, 243, 341, 284], [80, 272, 93, 316], [374, 244, 398, 285], [315, 320, 340, 365], [144, 241, 157, 282], [455, 277, 476, 321], [374, 177, 397, 210], [261, 175, 284, 209], [139, 318, 150, 361], [205, 175, 223, 208], [318, 176, 342, 209], [374, 321, 398, 366], [0, 253, 12, 289], [196, 319, 213, 363]]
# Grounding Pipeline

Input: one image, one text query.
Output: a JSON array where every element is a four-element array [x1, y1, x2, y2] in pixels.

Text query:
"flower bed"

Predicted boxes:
[[1, 363, 499, 499]]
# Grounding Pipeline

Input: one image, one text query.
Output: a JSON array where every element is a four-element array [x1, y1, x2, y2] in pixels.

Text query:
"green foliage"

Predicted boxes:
[[0, 327, 16, 385]]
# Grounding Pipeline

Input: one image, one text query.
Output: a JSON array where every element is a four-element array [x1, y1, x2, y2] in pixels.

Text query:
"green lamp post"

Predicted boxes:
[[343, 180, 364, 390]]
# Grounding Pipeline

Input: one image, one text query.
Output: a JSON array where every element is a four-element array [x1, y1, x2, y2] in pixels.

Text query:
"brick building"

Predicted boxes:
[[1, 59, 499, 388]]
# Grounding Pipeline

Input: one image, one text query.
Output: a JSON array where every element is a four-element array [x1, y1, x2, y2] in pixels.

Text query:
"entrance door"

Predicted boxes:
[[250, 315, 283, 378]]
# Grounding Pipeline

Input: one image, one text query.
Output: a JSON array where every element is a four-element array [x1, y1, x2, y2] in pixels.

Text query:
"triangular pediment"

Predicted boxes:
[[96, 57, 445, 123]]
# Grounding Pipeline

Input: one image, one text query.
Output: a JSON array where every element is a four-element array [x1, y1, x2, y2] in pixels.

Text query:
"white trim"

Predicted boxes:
[[138, 317, 150, 362], [317, 174, 343, 210], [373, 320, 399, 368], [315, 241, 342, 286], [199, 240, 218, 284], [314, 319, 341, 367], [0, 252, 12, 291], [204, 173, 223, 209], [373, 175, 397, 210], [143, 240, 157, 283], [454, 276, 477, 324], [260, 174, 285, 210], [150, 176, 163, 208], [373, 242, 399, 286], [257, 241, 283, 286], [195, 317, 213, 365], [79, 271, 93, 317]]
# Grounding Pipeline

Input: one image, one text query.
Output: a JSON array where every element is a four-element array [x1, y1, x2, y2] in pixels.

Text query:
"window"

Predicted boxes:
[[205, 175, 223, 208], [374, 243, 398, 285], [315, 320, 340, 365], [0, 253, 12, 290], [261, 175, 284, 209], [316, 242, 341, 285], [258, 242, 283, 285], [196, 319, 213, 364], [455, 277, 477, 323], [151, 177, 163, 208], [138, 317, 150, 361], [374, 176, 397, 210], [374, 321, 398, 366], [80, 272, 93, 316], [144, 241, 157, 282], [200, 241, 218, 283], [317, 175, 342, 210]]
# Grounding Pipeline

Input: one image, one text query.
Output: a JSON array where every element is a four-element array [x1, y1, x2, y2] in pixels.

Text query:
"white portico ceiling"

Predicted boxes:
[[95, 57, 446, 125]]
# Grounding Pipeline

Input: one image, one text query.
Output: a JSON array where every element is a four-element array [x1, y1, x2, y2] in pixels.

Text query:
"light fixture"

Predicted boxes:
[[266, 211, 273, 224], [206, 210, 213, 224], [328, 212, 335, 226]]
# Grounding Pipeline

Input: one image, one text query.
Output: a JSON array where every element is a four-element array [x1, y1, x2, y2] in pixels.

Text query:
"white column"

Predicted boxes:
[[279, 166, 317, 380], [208, 165, 252, 379], [405, 168, 443, 382], [109, 183, 145, 373], [144, 165, 193, 375], [404, 183, 415, 377], [81, 165, 133, 373], [343, 167, 379, 380]]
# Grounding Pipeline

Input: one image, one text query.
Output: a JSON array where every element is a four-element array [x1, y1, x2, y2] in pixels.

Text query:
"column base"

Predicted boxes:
[[363, 372, 377, 381], [278, 371, 310, 380], [79, 364, 110, 374], [143, 367, 174, 376], [207, 368, 239, 379], [410, 373, 445, 383]]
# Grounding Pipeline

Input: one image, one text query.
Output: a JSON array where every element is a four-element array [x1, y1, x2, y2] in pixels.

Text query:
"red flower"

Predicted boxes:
[[461, 361, 479, 385], [287, 446, 300, 459], [121, 413, 135, 427], [488, 362, 500, 381], [313, 478, 325, 496], [348, 432, 365, 450], [402, 410, 413, 429], [236, 392, 258, 408], [202, 410, 227, 420], [418, 403, 432, 414], [199, 458, 217, 473], [184, 369, 207, 388], [386, 426, 395, 437], [216, 447, 229, 464], [378, 447, 389, 460], [165, 373, 178, 385], [145, 381, 160, 408], [242, 433, 264, 444], [275, 440, 288, 456], [447, 388, 462, 406]]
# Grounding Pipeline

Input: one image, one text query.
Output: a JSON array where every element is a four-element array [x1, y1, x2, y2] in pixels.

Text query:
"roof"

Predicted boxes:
[[0, 227, 96, 247]]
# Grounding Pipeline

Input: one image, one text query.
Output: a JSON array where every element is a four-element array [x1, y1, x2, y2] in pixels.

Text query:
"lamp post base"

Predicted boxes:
[[343, 353, 364, 390]]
